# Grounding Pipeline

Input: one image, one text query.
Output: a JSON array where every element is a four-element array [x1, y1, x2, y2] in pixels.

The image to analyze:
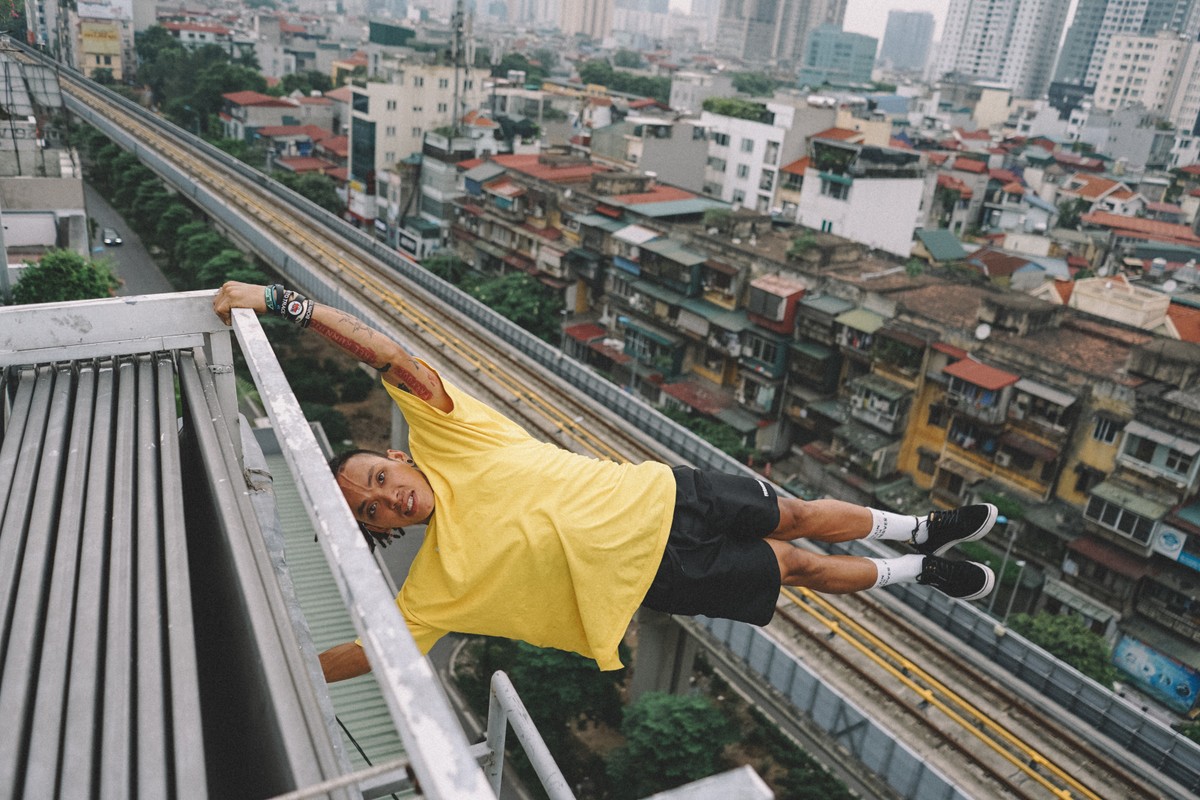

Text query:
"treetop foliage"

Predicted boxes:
[[701, 96, 772, 123], [1008, 612, 1118, 685], [11, 250, 118, 305]]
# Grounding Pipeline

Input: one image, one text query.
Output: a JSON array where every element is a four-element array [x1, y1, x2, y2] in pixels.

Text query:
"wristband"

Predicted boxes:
[[281, 291, 313, 327], [265, 284, 285, 313]]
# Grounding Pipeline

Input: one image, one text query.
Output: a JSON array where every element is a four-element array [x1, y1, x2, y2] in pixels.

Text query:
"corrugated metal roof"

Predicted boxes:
[[265, 453, 407, 772], [943, 357, 1019, 390]]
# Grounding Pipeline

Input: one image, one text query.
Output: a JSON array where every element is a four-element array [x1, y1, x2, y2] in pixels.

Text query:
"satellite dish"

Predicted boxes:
[[974, 323, 991, 340], [1164, 279, 1178, 293]]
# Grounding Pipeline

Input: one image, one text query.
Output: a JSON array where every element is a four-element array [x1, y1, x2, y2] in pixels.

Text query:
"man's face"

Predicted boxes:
[[336, 450, 435, 533]]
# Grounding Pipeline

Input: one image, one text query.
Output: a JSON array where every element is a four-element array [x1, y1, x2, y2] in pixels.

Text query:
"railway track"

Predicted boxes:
[[774, 587, 1163, 799], [31, 51, 1182, 800]]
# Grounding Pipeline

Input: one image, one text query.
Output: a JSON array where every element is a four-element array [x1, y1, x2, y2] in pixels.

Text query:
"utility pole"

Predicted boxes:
[[450, 0, 465, 137], [0, 200, 11, 303]]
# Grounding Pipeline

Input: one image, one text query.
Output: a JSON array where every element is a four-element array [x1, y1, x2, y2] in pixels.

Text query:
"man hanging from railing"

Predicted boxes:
[[212, 281, 1001, 682]]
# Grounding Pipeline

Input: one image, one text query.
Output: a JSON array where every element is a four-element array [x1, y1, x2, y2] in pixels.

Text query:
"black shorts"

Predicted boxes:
[[640, 467, 781, 626]]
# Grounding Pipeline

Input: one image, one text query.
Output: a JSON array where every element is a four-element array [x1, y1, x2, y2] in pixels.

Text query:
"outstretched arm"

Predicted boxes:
[[319, 642, 371, 682], [212, 281, 452, 413]]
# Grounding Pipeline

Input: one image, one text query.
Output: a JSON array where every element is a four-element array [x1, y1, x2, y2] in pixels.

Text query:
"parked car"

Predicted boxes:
[[102, 227, 123, 246]]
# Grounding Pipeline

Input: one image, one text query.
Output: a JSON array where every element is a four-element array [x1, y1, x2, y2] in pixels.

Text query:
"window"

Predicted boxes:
[[927, 404, 946, 427], [712, 132, 730, 146], [741, 138, 754, 153], [736, 164, 750, 178], [1092, 417, 1119, 444], [413, 76, 424, 87], [438, 78, 449, 88], [386, 100, 397, 111], [413, 106, 423, 113], [759, 170, 775, 192], [764, 141, 780, 165], [820, 179, 849, 200], [437, 102, 448, 113], [1166, 448, 1194, 474], [706, 156, 726, 171], [918, 450, 937, 475], [732, 190, 745, 204], [1085, 495, 1155, 544], [385, 126, 396, 136], [748, 336, 778, 363], [412, 126, 422, 137]]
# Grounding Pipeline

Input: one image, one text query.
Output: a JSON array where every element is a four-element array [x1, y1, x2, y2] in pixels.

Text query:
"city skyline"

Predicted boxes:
[[843, 0, 948, 41]]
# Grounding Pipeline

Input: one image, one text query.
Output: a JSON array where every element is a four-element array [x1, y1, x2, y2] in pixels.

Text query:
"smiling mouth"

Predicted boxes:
[[404, 493, 414, 515]]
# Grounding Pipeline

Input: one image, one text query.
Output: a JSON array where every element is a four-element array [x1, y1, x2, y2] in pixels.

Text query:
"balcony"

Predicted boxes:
[[944, 393, 1006, 426]]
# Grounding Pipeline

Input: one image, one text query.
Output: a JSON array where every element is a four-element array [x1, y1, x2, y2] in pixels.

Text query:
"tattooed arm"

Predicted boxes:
[[212, 281, 452, 413]]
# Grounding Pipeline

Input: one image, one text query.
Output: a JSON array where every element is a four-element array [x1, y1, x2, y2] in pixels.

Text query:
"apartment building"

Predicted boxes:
[[934, 0, 1070, 99], [1093, 30, 1196, 116], [792, 130, 926, 257], [699, 99, 836, 212]]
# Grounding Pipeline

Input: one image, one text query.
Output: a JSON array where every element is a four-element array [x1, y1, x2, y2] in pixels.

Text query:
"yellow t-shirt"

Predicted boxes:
[[383, 370, 676, 670]]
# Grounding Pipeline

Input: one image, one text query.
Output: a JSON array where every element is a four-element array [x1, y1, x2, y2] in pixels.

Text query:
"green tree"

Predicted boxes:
[[507, 643, 625, 731], [155, 203, 195, 248], [131, 184, 175, 234], [273, 171, 343, 215], [662, 407, 754, 462], [197, 249, 266, 287], [731, 71, 777, 97], [613, 49, 643, 68], [176, 230, 229, 287], [92, 68, 115, 85], [301, 403, 350, 442], [577, 59, 614, 86], [607, 693, 735, 799], [422, 251, 473, 283], [11, 250, 118, 305], [1175, 721, 1200, 744], [701, 96, 772, 123], [270, 70, 333, 97], [1057, 197, 1090, 229], [492, 53, 548, 84], [468, 272, 563, 342], [1008, 612, 1118, 685], [787, 232, 818, 258]]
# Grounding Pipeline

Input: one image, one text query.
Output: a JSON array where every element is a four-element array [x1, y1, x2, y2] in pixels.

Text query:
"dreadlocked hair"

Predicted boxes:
[[328, 448, 406, 552]]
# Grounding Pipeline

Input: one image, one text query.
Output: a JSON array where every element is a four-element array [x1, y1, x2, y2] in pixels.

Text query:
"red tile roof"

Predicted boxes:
[[781, 156, 810, 175], [1081, 211, 1200, 246], [565, 323, 607, 343], [317, 135, 348, 156], [164, 21, 231, 34], [937, 172, 973, 199], [953, 158, 987, 174], [1001, 181, 1024, 195], [275, 156, 336, 173], [223, 91, 296, 108], [1053, 279, 1074, 303], [1168, 302, 1200, 343], [933, 342, 968, 359], [927, 152, 949, 165], [944, 358, 1020, 390], [956, 128, 992, 141], [324, 86, 354, 102], [609, 185, 696, 205], [889, 137, 913, 149], [812, 127, 862, 142], [483, 154, 609, 183], [1068, 536, 1158, 578], [1145, 201, 1182, 213], [256, 124, 333, 140], [1179, 163, 1200, 176]]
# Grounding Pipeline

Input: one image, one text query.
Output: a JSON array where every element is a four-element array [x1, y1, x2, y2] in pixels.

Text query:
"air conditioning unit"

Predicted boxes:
[[995, 452, 1012, 467]]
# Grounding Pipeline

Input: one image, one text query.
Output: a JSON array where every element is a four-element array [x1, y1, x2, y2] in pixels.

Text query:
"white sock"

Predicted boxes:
[[868, 555, 926, 589], [866, 508, 926, 543]]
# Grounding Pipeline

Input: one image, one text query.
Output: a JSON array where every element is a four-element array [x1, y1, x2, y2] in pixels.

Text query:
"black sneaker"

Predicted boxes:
[[916, 556, 995, 601], [913, 503, 998, 556]]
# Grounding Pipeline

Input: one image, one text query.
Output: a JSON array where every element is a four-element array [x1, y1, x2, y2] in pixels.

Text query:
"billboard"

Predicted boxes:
[[1114, 635, 1200, 714]]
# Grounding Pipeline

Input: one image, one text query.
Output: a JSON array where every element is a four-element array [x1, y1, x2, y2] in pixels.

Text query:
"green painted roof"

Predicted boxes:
[[641, 238, 707, 266], [633, 279, 685, 305], [267, 454, 406, 773], [916, 229, 969, 262], [1091, 479, 1172, 520], [618, 198, 729, 217]]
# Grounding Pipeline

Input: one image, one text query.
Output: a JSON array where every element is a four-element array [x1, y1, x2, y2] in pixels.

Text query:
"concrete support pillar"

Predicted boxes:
[[629, 609, 698, 700]]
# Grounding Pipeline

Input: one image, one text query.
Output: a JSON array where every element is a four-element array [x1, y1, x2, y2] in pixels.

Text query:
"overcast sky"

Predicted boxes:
[[842, 0, 950, 42]]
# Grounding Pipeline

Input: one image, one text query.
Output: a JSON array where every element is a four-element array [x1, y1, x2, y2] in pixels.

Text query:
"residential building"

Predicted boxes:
[[220, 91, 307, 142], [797, 24, 876, 88], [589, 115, 710, 193], [934, 0, 1070, 99], [669, 71, 735, 115], [561, 0, 615, 40], [1056, 172, 1144, 216], [699, 98, 837, 212], [793, 130, 926, 256], [715, 0, 847, 69], [71, 7, 129, 82], [162, 21, 234, 51], [877, 10, 934, 73], [1054, 0, 1200, 91], [1093, 31, 1195, 116]]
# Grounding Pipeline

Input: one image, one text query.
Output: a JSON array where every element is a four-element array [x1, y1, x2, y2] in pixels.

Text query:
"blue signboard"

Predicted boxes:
[[1114, 635, 1200, 713]]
